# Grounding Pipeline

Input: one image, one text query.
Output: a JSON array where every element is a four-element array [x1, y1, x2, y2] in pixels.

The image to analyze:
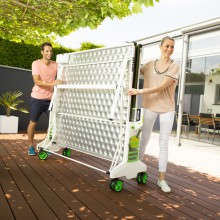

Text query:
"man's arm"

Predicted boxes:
[[33, 75, 61, 87]]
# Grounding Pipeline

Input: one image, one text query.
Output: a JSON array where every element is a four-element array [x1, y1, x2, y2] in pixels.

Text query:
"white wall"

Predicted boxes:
[[202, 75, 220, 114]]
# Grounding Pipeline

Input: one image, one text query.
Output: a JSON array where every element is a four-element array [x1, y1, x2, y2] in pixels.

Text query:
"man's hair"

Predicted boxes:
[[40, 42, 53, 51], [160, 36, 174, 46]]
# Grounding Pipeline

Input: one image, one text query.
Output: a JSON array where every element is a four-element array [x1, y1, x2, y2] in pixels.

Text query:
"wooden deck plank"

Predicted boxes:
[[147, 159, 220, 208], [144, 178, 219, 220], [11, 139, 169, 219], [35, 160, 121, 220], [1, 140, 79, 220], [0, 183, 15, 220], [0, 144, 37, 220], [112, 155, 219, 220], [14, 135, 140, 220], [58, 159, 165, 219], [147, 166, 220, 213], [73, 152, 219, 220], [0, 132, 220, 220], [68, 153, 182, 220], [0, 141, 64, 220], [128, 159, 220, 220], [46, 158, 141, 220], [73, 154, 195, 220], [51, 157, 165, 220], [148, 156, 220, 195], [9, 139, 94, 220]]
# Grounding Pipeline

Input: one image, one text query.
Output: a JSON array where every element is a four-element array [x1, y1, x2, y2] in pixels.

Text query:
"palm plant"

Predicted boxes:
[[0, 91, 29, 117]]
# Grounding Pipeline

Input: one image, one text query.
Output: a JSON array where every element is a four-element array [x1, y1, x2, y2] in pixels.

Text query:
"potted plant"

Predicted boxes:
[[0, 91, 29, 133]]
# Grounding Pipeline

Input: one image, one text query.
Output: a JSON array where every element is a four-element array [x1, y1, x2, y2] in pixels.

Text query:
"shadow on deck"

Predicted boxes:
[[0, 132, 219, 220]]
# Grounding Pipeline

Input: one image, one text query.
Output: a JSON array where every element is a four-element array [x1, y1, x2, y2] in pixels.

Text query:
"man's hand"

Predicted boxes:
[[53, 80, 61, 86]]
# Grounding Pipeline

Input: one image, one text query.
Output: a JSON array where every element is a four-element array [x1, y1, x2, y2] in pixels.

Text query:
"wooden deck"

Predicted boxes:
[[0, 132, 219, 220]]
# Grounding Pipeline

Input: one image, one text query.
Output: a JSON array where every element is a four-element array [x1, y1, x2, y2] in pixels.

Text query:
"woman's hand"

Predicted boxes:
[[128, 88, 143, 95]]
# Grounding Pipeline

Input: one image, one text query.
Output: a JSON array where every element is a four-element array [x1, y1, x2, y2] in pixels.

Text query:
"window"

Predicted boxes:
[[215, 84, 220, 104], [189, 30, 220, 54], [186, 55, 220, 95], [205, 55, 220, 75], [186, 57, 206, 83]]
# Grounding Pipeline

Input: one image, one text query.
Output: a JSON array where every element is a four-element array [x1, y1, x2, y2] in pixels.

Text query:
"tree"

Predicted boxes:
[[79, 42, 104, 51], [0, 0, 159, 45]]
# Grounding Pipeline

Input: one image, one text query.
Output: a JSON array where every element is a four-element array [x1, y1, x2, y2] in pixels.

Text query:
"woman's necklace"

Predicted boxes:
[[154, 59, 173, 75]]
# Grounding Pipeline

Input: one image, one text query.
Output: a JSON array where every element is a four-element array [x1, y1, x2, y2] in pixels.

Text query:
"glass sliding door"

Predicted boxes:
[[186, 30, 220, 116]]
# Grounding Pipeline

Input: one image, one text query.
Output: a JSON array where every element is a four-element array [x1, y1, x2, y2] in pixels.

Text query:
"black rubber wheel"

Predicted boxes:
[[137, 172, 148, 184], [38, 150, 48, 160], [110, 178, 124, 192], [62, 148, 71, 157]]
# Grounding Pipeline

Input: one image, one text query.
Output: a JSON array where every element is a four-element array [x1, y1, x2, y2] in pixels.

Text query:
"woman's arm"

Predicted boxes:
[[128, 76, 175, 96]]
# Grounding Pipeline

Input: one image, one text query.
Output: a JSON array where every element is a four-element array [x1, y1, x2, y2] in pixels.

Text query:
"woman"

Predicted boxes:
[[128, 36, 180, 193]]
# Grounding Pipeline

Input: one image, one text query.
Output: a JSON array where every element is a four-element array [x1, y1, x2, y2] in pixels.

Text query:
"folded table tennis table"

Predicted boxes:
[[37, 43, 147, 192]]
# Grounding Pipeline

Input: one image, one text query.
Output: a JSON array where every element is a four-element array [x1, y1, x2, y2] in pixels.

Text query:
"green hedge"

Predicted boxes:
[[0, 38, 104, 69], [0, 38, 74, 69]]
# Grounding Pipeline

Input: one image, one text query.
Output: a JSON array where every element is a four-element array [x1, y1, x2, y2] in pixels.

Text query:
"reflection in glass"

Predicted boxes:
[[206, 55, 220, 75], [186, 57, 206, 83], [189, 30, 220, 52], [186, 55, 220, 85]]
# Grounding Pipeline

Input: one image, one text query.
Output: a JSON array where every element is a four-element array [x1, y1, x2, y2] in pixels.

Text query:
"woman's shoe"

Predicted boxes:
[[157, 180, 171, 193]]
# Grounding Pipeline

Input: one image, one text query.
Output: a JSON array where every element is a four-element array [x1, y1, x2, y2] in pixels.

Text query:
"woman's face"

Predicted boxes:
[[160, 39, 174, 58]]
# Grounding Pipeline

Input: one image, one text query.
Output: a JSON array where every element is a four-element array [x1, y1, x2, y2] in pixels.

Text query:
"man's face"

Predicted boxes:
[[41, 46, 53, 60]]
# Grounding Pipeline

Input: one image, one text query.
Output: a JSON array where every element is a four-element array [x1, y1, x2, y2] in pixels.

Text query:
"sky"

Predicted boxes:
[[56, 0, 220, 49]]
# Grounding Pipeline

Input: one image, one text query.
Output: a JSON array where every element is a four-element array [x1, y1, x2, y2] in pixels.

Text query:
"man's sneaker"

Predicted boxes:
[[157, 180, 171, 193], [28, 146, 37, 156]]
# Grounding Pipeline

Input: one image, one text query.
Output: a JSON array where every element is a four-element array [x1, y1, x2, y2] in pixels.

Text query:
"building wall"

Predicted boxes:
[[0, 65, 49, 130], [202, 75, 220, 114]]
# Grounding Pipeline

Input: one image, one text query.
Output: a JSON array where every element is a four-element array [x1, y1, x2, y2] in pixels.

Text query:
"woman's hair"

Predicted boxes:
[[160, 36, 174, 46], [40, 42, 52, 51]]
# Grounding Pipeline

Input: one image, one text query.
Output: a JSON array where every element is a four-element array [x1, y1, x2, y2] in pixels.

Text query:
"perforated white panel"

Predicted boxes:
[[55, 115, 125, 159], [68, 46, 132, 65], [53, 45, 134, 161]]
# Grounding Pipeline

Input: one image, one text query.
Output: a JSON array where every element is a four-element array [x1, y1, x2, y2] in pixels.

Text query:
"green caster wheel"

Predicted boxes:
[[110, 178, 124, 192], [38, 150, 48, 160], [137, 172, 148, 184], [62, 148, 71, 157]]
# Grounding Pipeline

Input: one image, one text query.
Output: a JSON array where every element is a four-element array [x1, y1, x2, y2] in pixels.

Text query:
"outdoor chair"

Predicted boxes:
[[176, 112, 197, 138], [215, 113, 220, 127], [198, 113, 220, 143]]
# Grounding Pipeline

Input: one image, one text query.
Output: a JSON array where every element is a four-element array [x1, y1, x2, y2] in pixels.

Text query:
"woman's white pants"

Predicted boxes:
[[139, 109, 175, 172]]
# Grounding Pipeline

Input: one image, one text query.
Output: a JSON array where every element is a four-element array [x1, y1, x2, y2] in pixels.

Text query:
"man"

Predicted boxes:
[[27, 42, 61, 155]]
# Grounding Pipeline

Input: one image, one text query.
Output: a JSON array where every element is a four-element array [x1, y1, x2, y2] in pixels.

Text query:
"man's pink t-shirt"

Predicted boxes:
[[31, 59, 58, 100]]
